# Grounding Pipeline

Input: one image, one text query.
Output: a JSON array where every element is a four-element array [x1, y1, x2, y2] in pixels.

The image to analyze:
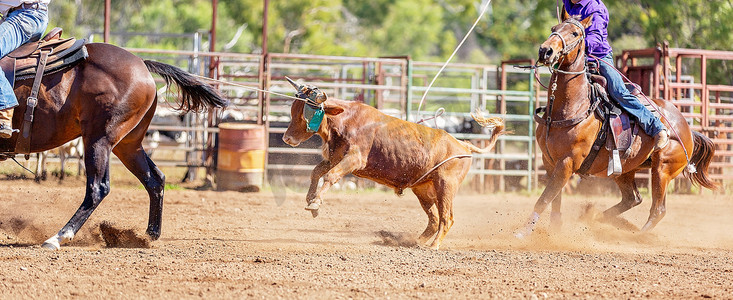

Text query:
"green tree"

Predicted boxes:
[[44, 0, 733, 72]]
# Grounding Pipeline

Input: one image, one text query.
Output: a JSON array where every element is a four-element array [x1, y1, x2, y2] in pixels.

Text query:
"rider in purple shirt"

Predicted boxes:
[[563, 0, 668, 150]]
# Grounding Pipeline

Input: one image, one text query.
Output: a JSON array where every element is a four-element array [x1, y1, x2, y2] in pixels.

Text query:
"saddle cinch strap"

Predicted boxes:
[[0, 27, 89, 155]]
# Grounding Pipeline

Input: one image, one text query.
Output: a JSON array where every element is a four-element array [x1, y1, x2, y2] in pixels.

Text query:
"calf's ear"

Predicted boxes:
[[324, 103, 344, 116]]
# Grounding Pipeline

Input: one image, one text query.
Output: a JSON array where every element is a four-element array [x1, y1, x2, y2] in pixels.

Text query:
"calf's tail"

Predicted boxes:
[[460, 109, 506, 154]]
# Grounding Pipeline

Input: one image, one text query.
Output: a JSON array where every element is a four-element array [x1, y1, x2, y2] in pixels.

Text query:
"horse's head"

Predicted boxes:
[[282, 78, 343, 146], [538, 11, 593, 66]]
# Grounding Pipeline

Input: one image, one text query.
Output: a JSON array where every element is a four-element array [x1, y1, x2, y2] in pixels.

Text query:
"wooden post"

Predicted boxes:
[[104, 0, 110, 43]]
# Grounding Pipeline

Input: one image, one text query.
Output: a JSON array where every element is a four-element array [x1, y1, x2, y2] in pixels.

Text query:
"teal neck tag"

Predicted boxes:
[[303, 104, 325, 133]]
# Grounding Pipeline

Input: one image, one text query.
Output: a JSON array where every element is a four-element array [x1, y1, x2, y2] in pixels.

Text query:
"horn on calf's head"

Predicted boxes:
[[285, 76, 302, 91], [285, 76, 328, 105]]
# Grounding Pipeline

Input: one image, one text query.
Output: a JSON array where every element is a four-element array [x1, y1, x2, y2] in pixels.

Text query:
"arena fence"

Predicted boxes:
[[109, 47, 731, 193], [619, 43, 733, 188], [121, 49, 541, 192]]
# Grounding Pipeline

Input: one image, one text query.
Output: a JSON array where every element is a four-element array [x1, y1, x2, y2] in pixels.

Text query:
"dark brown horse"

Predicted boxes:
[[1, 42, 227, 249], [515, 14, 717, 238]]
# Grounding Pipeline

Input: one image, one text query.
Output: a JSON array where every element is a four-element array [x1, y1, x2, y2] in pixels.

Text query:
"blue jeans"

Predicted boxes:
[[598, 53, 665, 136], [0, 5, 49, 110]]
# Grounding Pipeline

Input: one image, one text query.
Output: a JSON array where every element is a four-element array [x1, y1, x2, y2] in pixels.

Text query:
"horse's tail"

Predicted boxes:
[[685, 130, 719, 190], [143, 60, 229, 112], [459, 108, 506, 154]]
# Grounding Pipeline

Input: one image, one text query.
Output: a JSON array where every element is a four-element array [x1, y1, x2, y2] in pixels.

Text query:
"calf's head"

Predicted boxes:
[[282, 79, 343, 147]]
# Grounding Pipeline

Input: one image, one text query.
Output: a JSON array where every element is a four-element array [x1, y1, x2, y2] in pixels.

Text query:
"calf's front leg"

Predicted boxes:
[[306, 148, 365, 217], [305, 160, 331, 211]]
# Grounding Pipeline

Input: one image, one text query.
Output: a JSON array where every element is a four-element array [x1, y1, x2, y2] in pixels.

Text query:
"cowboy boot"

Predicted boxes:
[[653, 129, 669, 151], [0, 108, 14, 138]]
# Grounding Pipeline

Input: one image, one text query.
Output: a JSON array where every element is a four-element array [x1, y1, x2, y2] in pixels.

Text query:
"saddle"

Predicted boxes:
[[0, 27, 88, 157], [1, 28, 88, 87], [579, 62, 657, 176], [587, 61, 661, 120]]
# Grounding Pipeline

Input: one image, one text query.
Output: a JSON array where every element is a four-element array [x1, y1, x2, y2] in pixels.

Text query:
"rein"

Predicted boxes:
[[532, 18, 593, 130], [11, 157, 36, 176]]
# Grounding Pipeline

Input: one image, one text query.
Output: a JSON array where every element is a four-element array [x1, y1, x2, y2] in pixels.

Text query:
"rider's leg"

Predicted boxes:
[[0, 6, 49, 138], [598, 53, 668, 150]]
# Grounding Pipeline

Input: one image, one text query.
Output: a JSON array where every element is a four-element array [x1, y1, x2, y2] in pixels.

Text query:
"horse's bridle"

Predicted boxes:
[[547, 18, 586, 75], [538, 18, 590, 165]]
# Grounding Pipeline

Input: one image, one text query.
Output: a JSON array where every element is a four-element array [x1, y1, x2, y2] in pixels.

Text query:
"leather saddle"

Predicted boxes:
[[587, 62, 661, 120], [1, 27, 88, 87], [0, 27, 88, 158], [579, 63, 661, 176]]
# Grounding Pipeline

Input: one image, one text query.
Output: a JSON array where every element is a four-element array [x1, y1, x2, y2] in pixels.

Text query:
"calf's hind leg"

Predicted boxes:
[[412, 183, 439, 245], [429, 178, 458, 250]]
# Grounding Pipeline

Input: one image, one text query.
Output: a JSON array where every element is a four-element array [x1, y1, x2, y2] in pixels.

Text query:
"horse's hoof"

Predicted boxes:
[[146, 229, 161, 241], [513, 228, 532, 239], [640, 221, 654, 232], [550, 212, 562, 231], [41, 240, 60, 251]]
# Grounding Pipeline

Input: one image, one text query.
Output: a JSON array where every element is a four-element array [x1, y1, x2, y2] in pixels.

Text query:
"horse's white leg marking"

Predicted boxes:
[[514, 211, 540, 239], [41, 229, 75, 250]]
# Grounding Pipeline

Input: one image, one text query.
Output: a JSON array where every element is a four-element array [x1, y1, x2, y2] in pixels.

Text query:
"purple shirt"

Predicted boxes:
[[563, 0, 612, 59]]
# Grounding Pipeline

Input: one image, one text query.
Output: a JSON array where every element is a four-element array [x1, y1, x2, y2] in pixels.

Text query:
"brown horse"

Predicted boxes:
[[0, 42, 227, 249], [514, 14, 717, 238]]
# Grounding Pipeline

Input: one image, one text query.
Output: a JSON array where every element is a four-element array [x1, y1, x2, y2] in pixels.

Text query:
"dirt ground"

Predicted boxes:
[[1, 174, 732, 299]]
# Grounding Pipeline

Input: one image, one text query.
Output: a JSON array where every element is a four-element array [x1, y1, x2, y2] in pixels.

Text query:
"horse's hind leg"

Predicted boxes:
[[113, 142, 165, 239], [412, 183, 439, 245], [42, 137, 113, 250], [641, 165, 672, 231], [550, 194, 563, 231], [603, 172, 642, 220], [112, 104, 166, 239]]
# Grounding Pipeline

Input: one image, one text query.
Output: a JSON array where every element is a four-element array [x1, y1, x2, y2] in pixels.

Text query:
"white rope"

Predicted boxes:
[[190, 74, 308, 103], [415, 0, 493, 122], [409, 154, 473, 186]]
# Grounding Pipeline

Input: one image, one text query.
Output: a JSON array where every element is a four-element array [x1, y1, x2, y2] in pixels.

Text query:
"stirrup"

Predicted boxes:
[[0, 124, 17, 138]]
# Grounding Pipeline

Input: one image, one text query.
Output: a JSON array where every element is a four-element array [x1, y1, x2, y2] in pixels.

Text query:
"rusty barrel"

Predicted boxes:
[[217, 123, 265, 192]]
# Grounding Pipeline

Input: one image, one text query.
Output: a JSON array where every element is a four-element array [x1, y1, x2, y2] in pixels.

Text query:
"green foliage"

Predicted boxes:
[[46, 0, 733, 66]]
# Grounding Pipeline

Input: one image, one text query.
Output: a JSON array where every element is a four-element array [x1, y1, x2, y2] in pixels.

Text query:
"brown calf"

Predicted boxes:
[[282, 80, 504, 250]]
